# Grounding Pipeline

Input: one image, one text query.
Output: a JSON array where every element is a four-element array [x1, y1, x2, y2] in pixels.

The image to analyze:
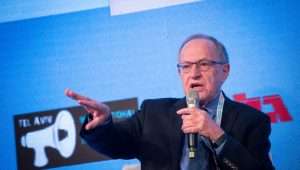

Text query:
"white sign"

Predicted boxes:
[[0, 0, 109, 23], [110, 0, 202, 16]]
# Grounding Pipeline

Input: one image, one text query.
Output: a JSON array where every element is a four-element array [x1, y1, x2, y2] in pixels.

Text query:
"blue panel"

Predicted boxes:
[[0, 0, 299, 169]]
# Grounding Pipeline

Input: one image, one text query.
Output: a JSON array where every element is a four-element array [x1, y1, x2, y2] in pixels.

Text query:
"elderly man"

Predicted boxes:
[[65, 34, 274, 170]]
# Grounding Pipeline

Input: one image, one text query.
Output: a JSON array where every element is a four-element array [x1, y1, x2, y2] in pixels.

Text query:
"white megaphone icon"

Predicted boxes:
[[21, 110, 76, 167]]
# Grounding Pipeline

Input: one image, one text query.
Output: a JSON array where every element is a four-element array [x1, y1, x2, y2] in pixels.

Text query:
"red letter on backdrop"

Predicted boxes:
[[233, 93, 292, 123]]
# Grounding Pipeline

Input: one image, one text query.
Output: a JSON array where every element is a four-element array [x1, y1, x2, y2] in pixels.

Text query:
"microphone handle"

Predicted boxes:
[[188, 133, 197, 159]]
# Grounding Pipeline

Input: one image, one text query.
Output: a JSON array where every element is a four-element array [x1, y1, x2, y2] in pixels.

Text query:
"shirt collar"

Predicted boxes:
[[203, 91, 222, 118]]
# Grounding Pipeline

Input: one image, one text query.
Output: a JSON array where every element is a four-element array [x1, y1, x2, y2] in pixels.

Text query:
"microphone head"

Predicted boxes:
[[186, 89, 199, 108]]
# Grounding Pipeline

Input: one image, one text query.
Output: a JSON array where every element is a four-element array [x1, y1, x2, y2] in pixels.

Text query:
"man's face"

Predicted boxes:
[[178, 39, 230, 104]]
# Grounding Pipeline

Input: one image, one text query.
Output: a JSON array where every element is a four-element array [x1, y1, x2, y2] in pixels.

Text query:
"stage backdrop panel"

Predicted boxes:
[[0, 0, 299, 170]]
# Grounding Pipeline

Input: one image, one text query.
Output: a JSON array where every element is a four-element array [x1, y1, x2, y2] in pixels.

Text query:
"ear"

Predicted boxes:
[[222, 64, 230, 80]]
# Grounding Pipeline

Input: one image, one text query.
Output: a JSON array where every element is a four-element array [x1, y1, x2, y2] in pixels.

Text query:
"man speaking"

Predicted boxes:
[[65, 34, 274, 170]]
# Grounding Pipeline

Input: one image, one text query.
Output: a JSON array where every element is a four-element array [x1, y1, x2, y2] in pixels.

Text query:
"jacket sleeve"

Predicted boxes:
[[217, 115, 274, 170], [80, 102, 147, 159]]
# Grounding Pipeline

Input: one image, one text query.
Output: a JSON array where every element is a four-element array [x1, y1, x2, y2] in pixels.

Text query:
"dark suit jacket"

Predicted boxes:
[[80, 96, 274, 170]]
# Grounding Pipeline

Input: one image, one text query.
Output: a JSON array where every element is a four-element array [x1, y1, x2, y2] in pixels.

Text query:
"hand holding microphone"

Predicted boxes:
[[177, 89, 224, 159]]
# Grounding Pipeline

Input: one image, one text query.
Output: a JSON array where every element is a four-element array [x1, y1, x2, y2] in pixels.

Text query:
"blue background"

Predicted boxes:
[[1, 1, 300, 169]]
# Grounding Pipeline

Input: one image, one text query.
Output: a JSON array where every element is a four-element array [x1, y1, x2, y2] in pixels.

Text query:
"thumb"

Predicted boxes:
[[85, 117, 108, 130]]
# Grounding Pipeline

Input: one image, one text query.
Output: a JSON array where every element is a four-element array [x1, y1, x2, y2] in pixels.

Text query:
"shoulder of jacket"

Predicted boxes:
[[227, 98, 270, 123]]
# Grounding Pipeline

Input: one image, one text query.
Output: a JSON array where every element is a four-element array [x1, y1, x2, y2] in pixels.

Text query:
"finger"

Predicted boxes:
[[81, 105, 94, 114], [78, 100, 110, 117], [78, 100, 101, 111], [182, 121, 194, 129], [181, 126, 198, 134], [65, 88, 91, 101], [176, 108, 192, 115], [178, 108, 209, 117], [181, 114, 193, 121], [85, 117, 106, 130]]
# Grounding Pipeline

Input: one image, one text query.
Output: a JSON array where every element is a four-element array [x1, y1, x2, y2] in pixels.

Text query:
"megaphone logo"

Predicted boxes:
[[20, 110, 76, 167]]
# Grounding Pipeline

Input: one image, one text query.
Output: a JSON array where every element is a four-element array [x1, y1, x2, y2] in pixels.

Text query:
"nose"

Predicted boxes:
[[190, 64, 201, 79]]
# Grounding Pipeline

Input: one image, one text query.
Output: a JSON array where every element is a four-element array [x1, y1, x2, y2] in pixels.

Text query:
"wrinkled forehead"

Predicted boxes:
[[178, 38, 221, 62]]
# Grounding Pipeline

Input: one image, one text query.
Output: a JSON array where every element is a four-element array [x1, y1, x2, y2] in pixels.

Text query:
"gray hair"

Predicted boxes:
[[178, 34, 229, 63]]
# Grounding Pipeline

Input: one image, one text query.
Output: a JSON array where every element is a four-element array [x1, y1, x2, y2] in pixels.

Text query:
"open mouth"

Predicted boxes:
[[190, 83, 203, 89]]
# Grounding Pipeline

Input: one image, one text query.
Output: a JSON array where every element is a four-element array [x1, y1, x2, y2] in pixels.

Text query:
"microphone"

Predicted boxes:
[[186, 89, 199, 159]]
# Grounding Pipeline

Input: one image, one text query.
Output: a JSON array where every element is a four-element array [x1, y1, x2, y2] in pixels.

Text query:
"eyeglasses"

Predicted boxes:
[[177, 59, 227, 73]]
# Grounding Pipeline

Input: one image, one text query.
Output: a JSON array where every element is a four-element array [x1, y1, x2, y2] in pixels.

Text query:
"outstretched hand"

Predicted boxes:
[[65, 88, 111, 130]]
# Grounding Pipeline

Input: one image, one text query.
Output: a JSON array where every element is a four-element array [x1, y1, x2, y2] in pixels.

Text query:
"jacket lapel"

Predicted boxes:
[[220, 96, 239, 133], [169, 98, 186, 165]]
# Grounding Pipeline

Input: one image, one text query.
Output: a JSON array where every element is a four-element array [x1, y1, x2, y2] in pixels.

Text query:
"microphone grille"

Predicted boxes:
[[186, 89, 199, 107]]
